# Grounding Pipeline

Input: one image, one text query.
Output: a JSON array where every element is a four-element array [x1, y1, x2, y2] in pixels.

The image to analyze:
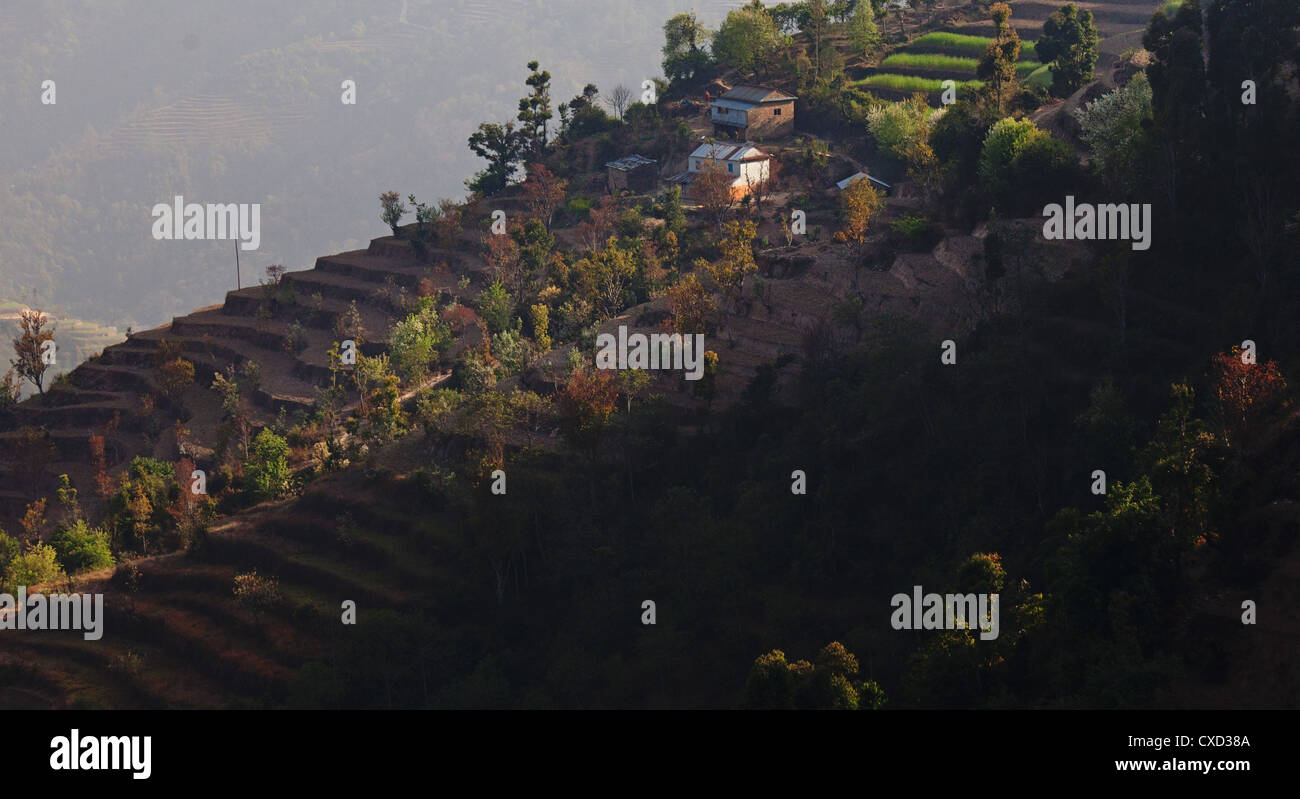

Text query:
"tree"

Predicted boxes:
[[0, 367, 21, 411], [11, 308, 55, 397], [1213, 346, 1288, 445], [662, 12, 713, 84], [713, 6, 781, 78], [703, 220, 759, 298], [605, 85, 633, 121], [804, 0, 830, 80], [1075, 72, 1154, 196], [745, 642, 885, 709], [977, 3, 1021, 114], [693, 161, 736, 229], [2, 544, 65, 594], [389, 299, 453, 384], [379, 191, 406, 236], [467, 121, 524, 195], [1037, 4, 1100, 97], [557, 367, 618, 453], [517, 61, 553, 156], [521, 163, 567, 232], [245, 428, 291, 500], [846, 2, 882, 58], [866, 93, 942, 164], [835, 177, 884, 257], [665, 273, 717, 333], [158, 357, 195, 409], [50, 519, 114, 573]]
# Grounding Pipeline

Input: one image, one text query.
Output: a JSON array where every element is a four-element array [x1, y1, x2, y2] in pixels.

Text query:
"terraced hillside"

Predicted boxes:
[[860, 0, 1164, 99], [0, 222, 494, 525]]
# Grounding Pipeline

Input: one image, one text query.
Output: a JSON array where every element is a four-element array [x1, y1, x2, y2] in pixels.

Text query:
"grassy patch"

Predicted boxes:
[[910, 32, 1039, 60], [882, 52, 1044, 77], [855, 74, 984, 93], [1025, 64, 1054, 90]]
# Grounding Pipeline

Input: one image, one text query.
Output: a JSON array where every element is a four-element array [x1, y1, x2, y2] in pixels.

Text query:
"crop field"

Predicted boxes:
[[908, 32, 1041, 60], [880, 52, 1046, 78], [855, 74, 984, 93]]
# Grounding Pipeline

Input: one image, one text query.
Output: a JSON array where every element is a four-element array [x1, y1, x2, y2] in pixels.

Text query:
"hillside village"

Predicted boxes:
[[2, 0, 1299, 710]]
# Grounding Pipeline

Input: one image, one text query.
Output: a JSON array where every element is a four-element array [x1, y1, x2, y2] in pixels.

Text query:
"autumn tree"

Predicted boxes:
[[977, 3, 1021, 114], [11, 308, 55, 397], [557, 366, 618, 454], [1213, 346, 1288, 445], [834, 177, 884, 257], [483, 232, 525, 297], [158, 357, 195, 410], [577, 196, 619, 252], [693, 161, 736, 229], [665, 273, 717, 333], [702, 220, 758, 300], [521, 163, 567, 232]]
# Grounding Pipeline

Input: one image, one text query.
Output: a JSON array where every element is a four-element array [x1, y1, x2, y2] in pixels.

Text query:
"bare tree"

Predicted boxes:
[[606, 85, 633, 121]]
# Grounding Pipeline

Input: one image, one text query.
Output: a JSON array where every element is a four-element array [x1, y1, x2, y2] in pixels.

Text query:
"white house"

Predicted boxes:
[[684, 142, 772, 200]]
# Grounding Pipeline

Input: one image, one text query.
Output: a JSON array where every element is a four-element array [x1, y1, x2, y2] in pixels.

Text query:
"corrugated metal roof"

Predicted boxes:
[[719, 86, 797, 105], [712, 99, 753, 112], [605, 154, 657, 171], [835, 172, 891, 191]]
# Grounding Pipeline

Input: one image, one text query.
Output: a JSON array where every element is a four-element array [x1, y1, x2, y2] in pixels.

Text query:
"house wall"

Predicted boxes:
[[745, 101, 794, 138], [710, 105, 749, 127]]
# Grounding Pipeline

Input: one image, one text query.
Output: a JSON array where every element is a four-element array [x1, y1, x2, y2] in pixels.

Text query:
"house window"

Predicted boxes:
[[728, 163, 734, 172], [773, 107, 782, 116]]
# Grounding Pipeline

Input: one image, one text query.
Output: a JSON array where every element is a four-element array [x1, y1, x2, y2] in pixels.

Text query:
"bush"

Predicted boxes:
[[50, 520, 115, 573], [3, 544, 65, 592], [245, 429, 291, 500]]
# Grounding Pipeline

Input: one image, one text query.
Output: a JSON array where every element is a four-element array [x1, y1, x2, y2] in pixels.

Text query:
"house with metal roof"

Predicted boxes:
[[669, 142, 773, 201], [605, 154, 658, 194], [710, 86, 796, 140]]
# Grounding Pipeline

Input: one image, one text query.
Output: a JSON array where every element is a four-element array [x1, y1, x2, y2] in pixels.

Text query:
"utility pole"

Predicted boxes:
[[235, 238, 241, 290]]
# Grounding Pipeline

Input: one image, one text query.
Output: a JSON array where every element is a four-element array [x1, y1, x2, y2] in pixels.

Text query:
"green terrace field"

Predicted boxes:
[[881, 52, 1046, 79], [909, 32, 1040, 60], [865, 31, 1050, 99], [855, 74, 984, 93]]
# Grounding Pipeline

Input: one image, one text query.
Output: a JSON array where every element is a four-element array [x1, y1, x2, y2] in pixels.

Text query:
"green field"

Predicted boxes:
[[854, 74, 984, 93], [909, 32, 1040, 60], [881, 52, 1045, 78]]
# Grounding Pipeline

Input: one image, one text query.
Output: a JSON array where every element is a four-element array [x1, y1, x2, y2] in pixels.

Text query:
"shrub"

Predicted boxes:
[[245, 429, 291, 500], [50, 520, 115, 573]]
